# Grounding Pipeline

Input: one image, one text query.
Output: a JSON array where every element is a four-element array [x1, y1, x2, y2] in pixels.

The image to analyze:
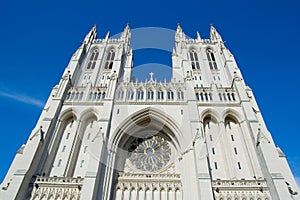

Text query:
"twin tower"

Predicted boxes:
[[1, 24, 299, 200]]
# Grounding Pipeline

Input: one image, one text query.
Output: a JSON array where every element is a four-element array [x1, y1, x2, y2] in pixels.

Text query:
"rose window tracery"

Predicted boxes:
[[128, 136, 171, 172]]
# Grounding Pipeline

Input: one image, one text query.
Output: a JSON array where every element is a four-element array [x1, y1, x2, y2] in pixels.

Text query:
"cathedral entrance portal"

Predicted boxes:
[[110, 108, 183, 200]]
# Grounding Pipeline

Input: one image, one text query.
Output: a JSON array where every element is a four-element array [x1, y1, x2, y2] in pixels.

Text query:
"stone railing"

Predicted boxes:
[[65, 86, 107, 103], [94, 38, 121, 44], [211, 179, 271, 200], [115, 81, 186, 103], [115, 173, 182, 200], [118, 173, 181, 181], [30, 177, 84, 200], [185, 38, 213, 44], [195, 87, 238, 103]]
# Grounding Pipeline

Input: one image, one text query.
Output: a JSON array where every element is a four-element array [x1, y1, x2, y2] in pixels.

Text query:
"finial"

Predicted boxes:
[[121, 23, 131, 39], [149, 72, 154, 81], [210, 24, 223, 42], [172, 48, 176, 56], [124, 23, 130, 30], [196, 31, 201, 40], [177, 23, 182, 31], [105, 31, 110, 40]]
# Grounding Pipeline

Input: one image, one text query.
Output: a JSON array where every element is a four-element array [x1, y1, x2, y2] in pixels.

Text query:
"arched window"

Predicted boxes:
[[204, 93, 209, 101], [127, 90, 134, 100], [178, 91, 184, 100], [232, 93, 236, 101], [219, 93, 223, 101], [200, 93, 204, 101], [104, 49, 116, 69], [118, 89, 124, 100], [75, 92, 79, 100], [209, 93, 213, 101], [196, 93, 200, 100], [87, 49, 99, 70], [67, 92, 71, 100], [206, 49, 218, 70], [227, 93, 231, 101], [167, 90, 174, 100], [97, 92, 102, 100], [137, 90, 144, 100], [93, 92, 97, 100], [71, 92, 75, 100], [157, 90, 164, 100], [147, 90, 154, 100], [79, 92, 83, 100], [223, 93, 227, 101], [189, 49, 200, 70]]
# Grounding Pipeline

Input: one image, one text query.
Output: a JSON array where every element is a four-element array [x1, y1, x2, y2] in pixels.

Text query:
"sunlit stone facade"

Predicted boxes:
[[1, 24, 299, 200]]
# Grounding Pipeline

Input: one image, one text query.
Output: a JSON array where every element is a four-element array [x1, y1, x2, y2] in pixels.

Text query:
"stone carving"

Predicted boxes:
[[30, 177, 83, 200]]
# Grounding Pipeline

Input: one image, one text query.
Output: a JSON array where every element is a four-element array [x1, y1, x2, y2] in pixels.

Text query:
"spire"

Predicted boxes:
[[105, 31, 110, 41], [210, 24, 223, 42], [177, 23, 182, 32], [121, 23, 131, 39], [196, 31, 201, 41], [121, 23, 131, 50], [172, 48, 176, 56], [175, 23, 186, 42], [83, 24, 97, 44]]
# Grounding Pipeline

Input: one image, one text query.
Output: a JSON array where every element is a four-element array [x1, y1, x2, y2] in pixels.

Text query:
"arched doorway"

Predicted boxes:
[[108, 108, 183, 200]]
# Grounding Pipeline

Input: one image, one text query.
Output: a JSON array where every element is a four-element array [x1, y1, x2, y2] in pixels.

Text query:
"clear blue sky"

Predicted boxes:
[[0, 0, 299, 185]]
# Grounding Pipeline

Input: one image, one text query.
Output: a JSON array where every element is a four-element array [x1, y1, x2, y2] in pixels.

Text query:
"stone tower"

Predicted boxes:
[[0, 24, 299, 200]]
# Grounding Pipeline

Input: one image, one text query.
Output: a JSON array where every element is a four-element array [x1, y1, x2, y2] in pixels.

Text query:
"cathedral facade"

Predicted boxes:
[[1, 24, 299, 200]]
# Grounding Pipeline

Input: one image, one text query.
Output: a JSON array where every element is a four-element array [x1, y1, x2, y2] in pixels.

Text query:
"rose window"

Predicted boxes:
[[128, 136, 171, 172]]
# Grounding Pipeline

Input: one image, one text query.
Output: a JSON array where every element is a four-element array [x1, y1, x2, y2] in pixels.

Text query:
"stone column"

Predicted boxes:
[[123, 189, 130, 199], [146, 188, 152, 200], [175, 190, 182, 200], [161, 189, 167, 200], [138, 188, 145, 200], [169, 189, 175, 200], [131, 189, 138, 200], [115, 188, 122, 200], [153, 189, 159, 199]]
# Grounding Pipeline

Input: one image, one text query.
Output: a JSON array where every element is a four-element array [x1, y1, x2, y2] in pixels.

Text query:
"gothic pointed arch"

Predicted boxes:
[[200, 108, 220, 123], [189, 48, 200, 70], [221, 108, 243, 123], [206, 47, 218, 70], [78, 107, 100, 121], [109, 107, 183, 151], [104, 47, 116, 70], [136, 86, 145, 100], [86, 47, 99, 70], [106, 107, 184, 200], [58, 108, 78, 122], [70, 111, 100, 177]]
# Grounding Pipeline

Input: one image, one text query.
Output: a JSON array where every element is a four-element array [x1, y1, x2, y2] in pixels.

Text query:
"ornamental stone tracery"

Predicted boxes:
[[128, 136, 172, 172], [30, 177, 83, 200], [2, 25, 299, 200]]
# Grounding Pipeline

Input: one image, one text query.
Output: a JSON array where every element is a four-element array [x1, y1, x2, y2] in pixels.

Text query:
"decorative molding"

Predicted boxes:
[[116, 173, 182, 191], [30, 177, 84, 200], [14, 169, 27, 176], [212, 179, 271, 200]]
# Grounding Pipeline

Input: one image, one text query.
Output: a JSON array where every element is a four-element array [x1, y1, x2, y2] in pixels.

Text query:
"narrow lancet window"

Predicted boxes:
[[189, 49, 200, 70], [104, 49, 116, 69], [206, 49, 218, 70], [87, 49, 99, 70]]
